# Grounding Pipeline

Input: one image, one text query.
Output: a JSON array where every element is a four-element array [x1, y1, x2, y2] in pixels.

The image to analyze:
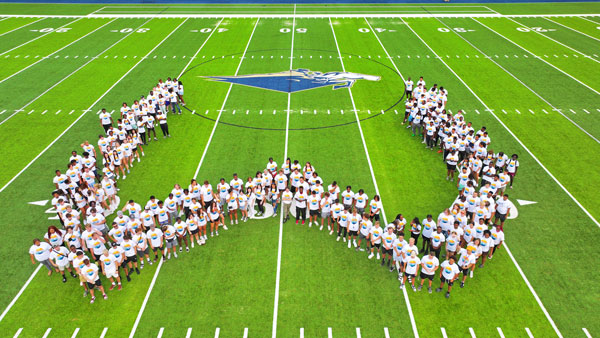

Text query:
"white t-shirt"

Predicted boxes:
[[370, 227, 383, 244], [121, 240, 136, 257], [294, 191, 307, 209], [354, 193, 368, 209], [50, 246, 70, 267], [201, 185, 214, 202], [348, 214, 361, 231], [82, 263, 99, 283], [341, 190, 354, 206], [274, 174, 287, 191], [441, 260, 460, 280], [404, 256, 421, 275], [100, 254, 118, 273], [496, 198, 510, 214], [148, 229, 163, 247], [431, 232, 446, 248], [99, 112, 112, 125], [359, 219, 372, 237], [491, 228, 505, 245], [308, 195, 320, 210], [420, 255, 439, 275], [457, 248, 476, 269]]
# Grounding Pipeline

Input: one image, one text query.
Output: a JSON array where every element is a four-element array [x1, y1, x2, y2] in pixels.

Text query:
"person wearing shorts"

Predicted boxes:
[[174, 217, 190, 253], [418, 252, 439, 293], [436, 256, 460, 298], [319, 192, 332, 232], [186, 211, 203, 247], [50, 244, 76, 283], [133, 227, 152, 267], [100, 249, 122, 291], [347, 209, 361, 249], [381, 226, 397, 271], [82, 258, 107, 303], [162, 224, 179, 259], [147, 224, 164, 262], [308, 190, 320, 228], [400, 251, 421, 291], [392, 232, 408, 278], [368, 222, 383, 260], [357, 213, 372, 252], [120, 234, 140, 279], [457, 246, 476, 288], [369, 195, 382, 222]]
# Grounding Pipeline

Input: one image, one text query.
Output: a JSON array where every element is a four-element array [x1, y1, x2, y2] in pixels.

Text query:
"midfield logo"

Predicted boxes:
[[202, 68, 380, 93]]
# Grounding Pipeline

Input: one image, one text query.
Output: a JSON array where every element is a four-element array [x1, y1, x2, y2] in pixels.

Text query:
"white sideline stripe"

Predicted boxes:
[[583, 328, 592, 338], [0, 17, 84, 58], [506, 17, 600, 65], [0, 13, 599, 18], [0, 17, 155, 127], [497, 327, 506, 338], [157, 327, 164, 338], [178, 18, 223, 78], [384, 327, 390, 338], [193, 18, 258, 179], [356, 327, 362, 338], [42, 328, 52, 338], [408, 19, 600, 229], [243, 327, 248, 338], [71, 328, 80, 338], [100, 327, 108, 338], [0, 17, 45, 37], [441, 327, 448, 338], [469, 327, 476, 337], [578, 16, 600, 25], [543, 17, 600, 43], [328, 327, 333, 338], [470, 18, 600, 145], [363, 17, 420, 338], [272, 4, 294, 337], [300, 328, 304, 338], [400, 17, 566, 338], [215, 327, 220, 338], [525, 327, 534, 338], [128, 259, 163, 338], [0, 18, 117, 84], [12, 328, 22, 338], [186, 328, 192, 338], [0, 264, 41, 323]]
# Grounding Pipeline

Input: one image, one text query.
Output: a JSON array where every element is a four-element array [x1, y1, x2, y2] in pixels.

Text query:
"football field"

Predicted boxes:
[[0, 2, 599, 338]]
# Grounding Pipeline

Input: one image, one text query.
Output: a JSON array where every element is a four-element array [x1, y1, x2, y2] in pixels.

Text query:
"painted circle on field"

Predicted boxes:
[[180, 48, 405, 131]]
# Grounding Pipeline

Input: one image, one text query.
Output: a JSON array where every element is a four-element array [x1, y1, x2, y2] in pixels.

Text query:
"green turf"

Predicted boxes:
[[0, 4, 599, 338]]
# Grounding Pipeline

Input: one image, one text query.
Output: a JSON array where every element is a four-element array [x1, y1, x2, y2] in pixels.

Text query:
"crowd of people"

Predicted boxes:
[[29, 78, 184, 303], [28, 76, 520, 303]]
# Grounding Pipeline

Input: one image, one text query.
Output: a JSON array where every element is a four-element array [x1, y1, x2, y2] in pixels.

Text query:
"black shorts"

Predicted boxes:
[[446, 163, 456, 170], [420, 272, 434, 280], [125, 255, 137, 263], [191, 228, 199, 235], [383, 248, 393, 255], [309, 209, 319, 216], [441, 276, 454, 286], [87, 279, 102, 288], [461, 267, 470, 276], [372, 242, 381, 249], [152, 246, 164, 252], [93, 253, 101, 262], [405, 272, 416, 278], [348, 230, 358, 236], [343, 204, 352, 211], [496, 213, 506, 221], [372, 214, 380, 222]]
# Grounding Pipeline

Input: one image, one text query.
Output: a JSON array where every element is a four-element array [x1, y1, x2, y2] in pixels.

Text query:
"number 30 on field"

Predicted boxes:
[[280, 28, 307, 33]]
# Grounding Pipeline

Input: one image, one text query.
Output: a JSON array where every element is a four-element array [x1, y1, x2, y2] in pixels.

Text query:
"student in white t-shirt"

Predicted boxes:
[[368, 222, 384, 260], [294, 186, 307, 225], [436, 256, 460, 298], [49, 245, 75, 283], [82, 258, 107, 303], [400, 251, 421, 291], [489, 225, 504, 260], [506, 154, 519, 189], [147, 224, 164, 262], [418, 252, 439, 293], [100, 249, 121, 291], [457, 246, 476, 288], [319, 192, 332, 231], [358, 213, 372, 252], [307, 190, 321, 228]]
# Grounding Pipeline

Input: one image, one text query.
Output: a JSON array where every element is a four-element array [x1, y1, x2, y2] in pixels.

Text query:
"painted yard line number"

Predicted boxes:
[[190, 28, 228, 33], [358, 28, 396, 33], [110, 28, 150, 33], [30, 28, 71, 33], [438, 27, 475, 32], [517, 27, 556, 32]]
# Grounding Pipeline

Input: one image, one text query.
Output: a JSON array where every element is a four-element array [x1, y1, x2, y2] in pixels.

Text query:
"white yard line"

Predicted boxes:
[[582, 328, 593, 338], [505, 17, 600, 65], [469, 327, 476, 337], [178, 18, 223, 78], [100, 327, 108, 338], [272, 5, 294, 337], [543, 17, 600, 43], [0, 17, 156, 127], [12, 328, 22, 338], [356, 327, 362, 338], [383, 327, 390, 338], [402, 17, 567, 337], [578, 16, 600, 25], [0, 17, 85, 58], [42, 328, 52, 338], [0, 17, 46, 37], [497, 327, 506, 338], [193, 18, 259, 178], [525, 327, 534, 338], [0, 264, 41, 323], [0, 19, 191, 325], [215, 327, 220, 338], [441, 328, 448, 338], [467, 18, 600, 144], [157, 327, 164, 338], [0, 18, 117, 84], [362, 17, 420, 338], [71, 327, 80, 338], [128, 260, 164, 338], [186, 328, 192, 338]]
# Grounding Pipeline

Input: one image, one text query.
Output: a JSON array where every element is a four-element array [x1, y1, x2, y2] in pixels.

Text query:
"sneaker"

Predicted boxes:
[[109, 284, 115, 291], [435, 287, 442, 293], [174, 252, 178, 258], [137, 158, 141, 163], [460, 282, 465, 288], [90, 296, 96, 304], [347, 241, 351, 248], [167, 253, 171, 259], [478, 263, 484, 268], [296, 220, 299, 225], [135, 268, 140, 274], [186, 247, 190, 252], [428, 287, 432, 294], [470, 270, 473, 278], [211, 232, 214, 237], [488, 255, 493, 260], [320, 225, 323, 231], [355, 247, 360, 252], [62, 276, 67, 283], [399, 283, 404, 290], [118, 284, 122, 290], [445, 292, 450, 299], [353, 240, 357, 247], [216, 231, 219, 236], [236, 219, 239, 224], [376, 253, 381, 260], [197, 240, 201, 246], [329, 230, 333, 235], [343, 237, 347, 242], [412, 285, 416, 292], [179, 247, 183, 252], [389, 266, 394, 272], [417, 285, 422, 291], [70, 272, 77, 278], [302, 221, 305, 225], [368, 253, 374, 259], [359, 248, 365, 252], [191, 241, 195, 248], [154, 137, 158, 141], [381, 260, 385, 266], [223, 225, 229, 230], [123, 175, 126, 180], [397, 274, 402, 281], [126, 275, 131, 282], [336, 236, 341, 242], [103, 294, 108, 300], [283, 218, 288, 223]]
